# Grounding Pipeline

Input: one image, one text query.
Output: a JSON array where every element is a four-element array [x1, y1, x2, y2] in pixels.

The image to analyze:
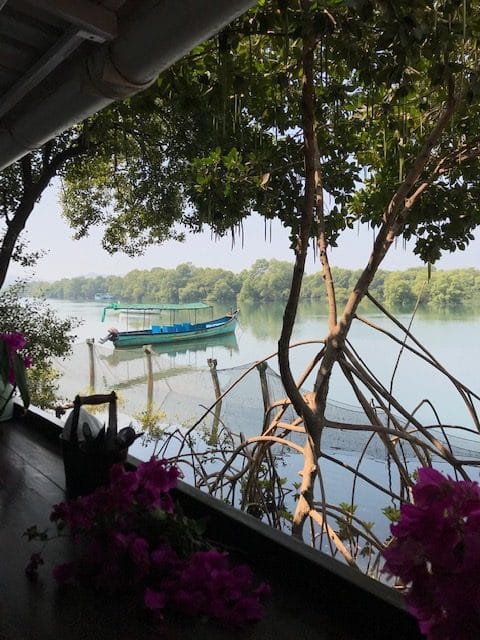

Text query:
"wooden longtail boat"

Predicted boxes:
[[100, 303, 239, 348]]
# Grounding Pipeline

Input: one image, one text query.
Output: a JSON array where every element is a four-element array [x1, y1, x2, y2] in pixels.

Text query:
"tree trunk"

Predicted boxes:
[[284, 2, 325, 538], [284, 18, 464, 541], [0, 145, 85, 289]]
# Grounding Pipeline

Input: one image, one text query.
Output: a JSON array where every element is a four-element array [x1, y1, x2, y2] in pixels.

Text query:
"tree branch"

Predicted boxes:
[[339, 81, 462, 329]]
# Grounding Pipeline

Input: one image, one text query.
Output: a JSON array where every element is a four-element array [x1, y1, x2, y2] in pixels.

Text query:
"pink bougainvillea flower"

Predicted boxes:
[[52, 561, 76, 585], [0, 331, 32, 385], [108, 463, 140, 504], [25, 552, 44, 582], [144, 587, 166, 612], [25, 457, 269, 630], [0, 332, 26, 352], [129, 536, 150, 580], [150, 543, 178, 572], [50, 501, 69, 523], [383, 467, 480, 640]]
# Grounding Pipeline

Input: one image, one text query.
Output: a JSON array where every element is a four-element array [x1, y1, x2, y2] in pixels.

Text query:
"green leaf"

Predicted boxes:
[[339, 502, 357, 515], [382, 506, 400, 523], [23, 525, 48, 541], [152, 508, 167, 521]]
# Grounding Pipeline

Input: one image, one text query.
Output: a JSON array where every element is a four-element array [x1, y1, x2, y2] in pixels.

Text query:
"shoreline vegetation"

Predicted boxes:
[[23, 260, 480, 310]]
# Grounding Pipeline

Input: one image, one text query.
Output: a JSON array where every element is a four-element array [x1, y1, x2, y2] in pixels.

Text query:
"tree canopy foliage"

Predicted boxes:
[[57, 0, 480, 265]]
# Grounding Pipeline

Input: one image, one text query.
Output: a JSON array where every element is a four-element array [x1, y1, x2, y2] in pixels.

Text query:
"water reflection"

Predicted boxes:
[[99, 332, 239, 367]]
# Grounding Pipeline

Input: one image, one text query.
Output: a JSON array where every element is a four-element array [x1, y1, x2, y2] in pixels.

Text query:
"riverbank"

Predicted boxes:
[[24, 263, 480, 310]]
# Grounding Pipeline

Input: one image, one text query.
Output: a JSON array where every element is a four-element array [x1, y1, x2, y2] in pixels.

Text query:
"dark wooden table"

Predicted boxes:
[[0, 412, 422, 640]]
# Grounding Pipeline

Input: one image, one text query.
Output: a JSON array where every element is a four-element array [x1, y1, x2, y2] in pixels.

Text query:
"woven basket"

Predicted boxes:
[[62, 391, 127, 499]]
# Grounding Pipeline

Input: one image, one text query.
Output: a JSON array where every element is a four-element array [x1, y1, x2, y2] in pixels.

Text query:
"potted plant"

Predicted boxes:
[[0, 331, 31, 420]]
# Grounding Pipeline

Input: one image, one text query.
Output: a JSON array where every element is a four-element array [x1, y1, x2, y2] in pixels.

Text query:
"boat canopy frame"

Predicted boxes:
[[101, 302, 213, 323]]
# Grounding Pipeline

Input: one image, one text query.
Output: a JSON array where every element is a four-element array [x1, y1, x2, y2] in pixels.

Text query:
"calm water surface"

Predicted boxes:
[[48, 298, 480, 428], [44, 298, 480, 542]]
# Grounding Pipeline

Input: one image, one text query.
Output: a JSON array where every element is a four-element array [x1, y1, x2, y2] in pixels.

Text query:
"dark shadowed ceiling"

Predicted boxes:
[[0, 0, 255, 169]]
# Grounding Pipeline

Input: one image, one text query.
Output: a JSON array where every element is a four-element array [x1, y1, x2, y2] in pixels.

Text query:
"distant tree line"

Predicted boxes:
[[24, 260, 480, 309]]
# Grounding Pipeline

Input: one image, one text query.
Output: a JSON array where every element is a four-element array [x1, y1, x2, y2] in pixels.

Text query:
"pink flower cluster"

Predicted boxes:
[[0, 331, 32, 384], [383, 467, 480, 639], [27, 458, 270, 629]]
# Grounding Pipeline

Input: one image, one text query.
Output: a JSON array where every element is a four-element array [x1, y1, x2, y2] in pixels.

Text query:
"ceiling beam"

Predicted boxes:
[[0, 27, 83, 119], [22, 0, 117, 42]]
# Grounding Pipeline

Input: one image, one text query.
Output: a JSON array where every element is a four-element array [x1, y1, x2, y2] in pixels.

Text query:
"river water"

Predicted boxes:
[[44, 298, 480, 549], [49, 298, 480, 428]]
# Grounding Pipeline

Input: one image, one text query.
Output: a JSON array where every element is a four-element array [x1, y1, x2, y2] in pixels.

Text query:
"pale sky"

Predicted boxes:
[[8, 180, 480, 283]]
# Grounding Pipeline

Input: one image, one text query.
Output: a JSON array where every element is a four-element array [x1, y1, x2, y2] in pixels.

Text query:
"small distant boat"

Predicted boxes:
[[100, 302, 239, 348], [94, 292, 114, 302]]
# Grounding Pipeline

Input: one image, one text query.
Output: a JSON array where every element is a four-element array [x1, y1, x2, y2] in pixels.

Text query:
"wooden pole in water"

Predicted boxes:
[[86, 338, 95, 392], [257, 361, 270, 409], [208, 358, 222, 444], [208, 358, 221, 398], [144, 345, 154, 411]]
